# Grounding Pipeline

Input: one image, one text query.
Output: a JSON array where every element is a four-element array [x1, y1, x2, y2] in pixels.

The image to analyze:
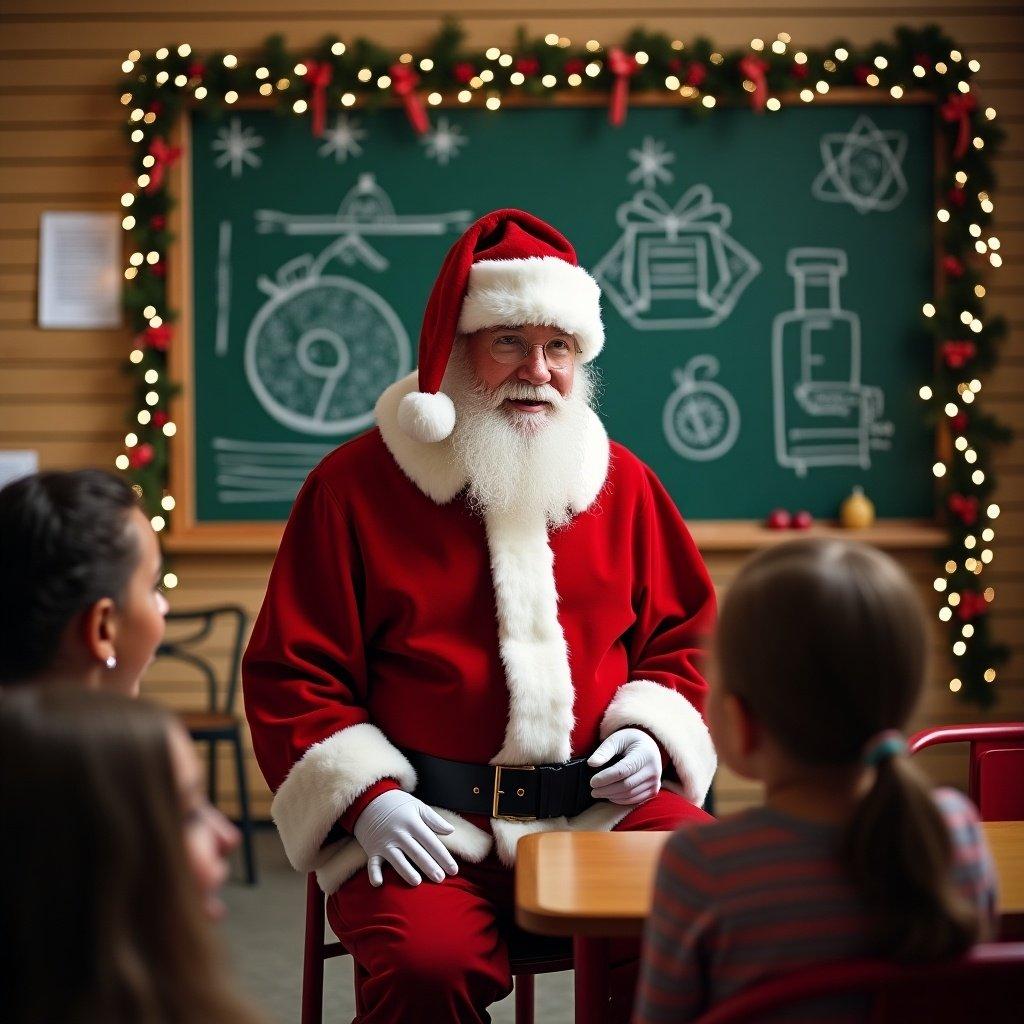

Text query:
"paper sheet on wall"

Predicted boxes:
[[37, 212, 122, 328], [0, 450, 38, 490]]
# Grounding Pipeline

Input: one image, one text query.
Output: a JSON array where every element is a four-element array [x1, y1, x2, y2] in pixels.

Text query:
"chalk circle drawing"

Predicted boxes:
[[663, 355, 741, 462], [593, 186, 761, 331], [772, 247, 894, 477], [245, 175, 473, 435], [811, 115, 908, 214]]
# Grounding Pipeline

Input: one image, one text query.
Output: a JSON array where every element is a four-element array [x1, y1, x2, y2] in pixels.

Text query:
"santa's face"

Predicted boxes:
[[464, 324, 577, 431]]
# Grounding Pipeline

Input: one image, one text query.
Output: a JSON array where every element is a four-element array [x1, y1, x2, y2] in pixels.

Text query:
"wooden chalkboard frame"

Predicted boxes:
[[164, 90, 946, 553]]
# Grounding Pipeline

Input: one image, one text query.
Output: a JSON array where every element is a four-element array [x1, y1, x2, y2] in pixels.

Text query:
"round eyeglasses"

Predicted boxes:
[[488, 335, 580, 369]]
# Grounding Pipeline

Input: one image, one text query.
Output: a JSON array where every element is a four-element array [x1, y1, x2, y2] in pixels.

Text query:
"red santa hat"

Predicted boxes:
[[397, 208, 605, 443]]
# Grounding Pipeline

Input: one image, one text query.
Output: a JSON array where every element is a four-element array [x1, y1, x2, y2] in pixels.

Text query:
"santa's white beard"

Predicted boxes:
[[442, 347, 598, 528]]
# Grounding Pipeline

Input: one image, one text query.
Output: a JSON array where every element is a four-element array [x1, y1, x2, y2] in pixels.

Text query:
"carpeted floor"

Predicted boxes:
[[219, 830, 575, 1024]]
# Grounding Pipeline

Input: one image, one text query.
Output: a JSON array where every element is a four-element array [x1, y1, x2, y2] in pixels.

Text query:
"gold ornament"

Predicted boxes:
[[840, 485, 875, 529]]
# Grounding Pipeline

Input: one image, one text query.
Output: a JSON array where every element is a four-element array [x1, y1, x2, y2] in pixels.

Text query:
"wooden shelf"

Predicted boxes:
[[690, 519, 946, 551]]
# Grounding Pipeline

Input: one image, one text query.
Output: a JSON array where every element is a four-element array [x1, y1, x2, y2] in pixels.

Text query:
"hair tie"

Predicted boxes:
[[862, 730, 907, 767]]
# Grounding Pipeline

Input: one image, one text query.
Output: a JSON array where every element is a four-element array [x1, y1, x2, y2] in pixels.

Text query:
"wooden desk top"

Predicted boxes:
[[516, 821, 1024, 938]]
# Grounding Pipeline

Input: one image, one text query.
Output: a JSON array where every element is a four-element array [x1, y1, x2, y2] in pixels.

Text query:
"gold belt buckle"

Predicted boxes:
[[491, 764, 537, 822]]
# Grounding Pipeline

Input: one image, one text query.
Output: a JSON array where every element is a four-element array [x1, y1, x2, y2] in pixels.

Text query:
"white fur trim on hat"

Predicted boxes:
[[458, 256, 604, 361], [397, 389, 457, 443]]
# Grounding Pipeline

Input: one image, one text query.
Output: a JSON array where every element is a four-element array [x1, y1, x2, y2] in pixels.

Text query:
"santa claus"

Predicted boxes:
[[243, 208, 717, 1022]]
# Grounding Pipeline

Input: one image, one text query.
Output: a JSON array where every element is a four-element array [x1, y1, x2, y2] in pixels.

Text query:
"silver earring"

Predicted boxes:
[[105, 655, 117, 670]]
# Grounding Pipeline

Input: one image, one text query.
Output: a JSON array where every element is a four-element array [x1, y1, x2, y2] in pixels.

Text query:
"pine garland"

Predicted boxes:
[[116, 21, 1010, 705]]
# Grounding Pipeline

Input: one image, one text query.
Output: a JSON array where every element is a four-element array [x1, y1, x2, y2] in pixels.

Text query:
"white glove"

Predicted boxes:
[[588, 727, 663, 806], [353, 790, 460, 887]]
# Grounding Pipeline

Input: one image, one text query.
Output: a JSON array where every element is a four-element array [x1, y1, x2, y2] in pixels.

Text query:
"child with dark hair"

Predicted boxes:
[[0, 687, 253, 1024], [0, 468, 167, 693], [634, 538, 998, 1023]]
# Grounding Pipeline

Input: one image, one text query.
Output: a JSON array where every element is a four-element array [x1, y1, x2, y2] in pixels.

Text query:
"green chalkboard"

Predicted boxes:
[[188, 102, 934, 523]]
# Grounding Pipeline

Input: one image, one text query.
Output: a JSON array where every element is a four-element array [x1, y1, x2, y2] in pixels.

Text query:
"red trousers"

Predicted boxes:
[[327, 790, 710, 1023]]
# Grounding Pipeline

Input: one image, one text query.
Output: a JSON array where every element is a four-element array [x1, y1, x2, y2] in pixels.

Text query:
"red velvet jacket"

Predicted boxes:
[[243, 373, 717, 892]]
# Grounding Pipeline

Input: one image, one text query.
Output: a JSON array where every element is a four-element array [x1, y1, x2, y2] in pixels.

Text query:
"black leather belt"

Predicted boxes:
[[401, 747, 600, 822]]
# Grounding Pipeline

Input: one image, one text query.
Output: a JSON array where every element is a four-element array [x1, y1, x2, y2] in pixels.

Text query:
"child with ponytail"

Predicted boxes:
[[634, 538, 997, 1023]]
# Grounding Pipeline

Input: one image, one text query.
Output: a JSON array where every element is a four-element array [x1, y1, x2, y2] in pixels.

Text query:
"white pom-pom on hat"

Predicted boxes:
[[397, 390, 457, 443]]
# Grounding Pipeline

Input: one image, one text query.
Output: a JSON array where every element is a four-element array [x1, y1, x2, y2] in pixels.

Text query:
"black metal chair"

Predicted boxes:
[[156, 605, 256, 884]]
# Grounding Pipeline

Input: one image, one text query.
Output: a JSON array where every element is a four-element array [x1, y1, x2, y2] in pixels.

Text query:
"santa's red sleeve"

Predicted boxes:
[[598, 464, 718, 805], [242, 473, 412, 873]]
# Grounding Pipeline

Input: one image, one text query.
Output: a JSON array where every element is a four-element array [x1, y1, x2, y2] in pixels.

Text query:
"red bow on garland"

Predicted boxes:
[[942, 339, 977, 369], [302, 60, 333, 138], [607, 48, 639, 127], [957, 590, 988, 621], [145, 137, 181, 194], [948, 492, 980, 525], [940, 92, 978, 159], [390, 63, 429, 135], [738, 54, 770, 111]]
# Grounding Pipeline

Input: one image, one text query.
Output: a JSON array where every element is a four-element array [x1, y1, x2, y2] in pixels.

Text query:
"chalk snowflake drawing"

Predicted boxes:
[[811, 115, 908, 214], [772, 247, 893, 477], [421, 117, 467, 166], [593, 187, 761, 331], [211, 117, 264, 178], [317, 115, 367, 163], [662, 355, 741, 462], [627, 136, 676, 190]]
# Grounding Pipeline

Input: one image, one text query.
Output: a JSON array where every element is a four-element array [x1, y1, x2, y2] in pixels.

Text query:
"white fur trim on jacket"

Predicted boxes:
[[600, 679, 717, 806], [457, 257, 605, 362], [271, 722, 417, 874]]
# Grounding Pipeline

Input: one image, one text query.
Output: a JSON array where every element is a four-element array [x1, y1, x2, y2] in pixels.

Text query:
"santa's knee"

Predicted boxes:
[[384, 929, 505, 1004]]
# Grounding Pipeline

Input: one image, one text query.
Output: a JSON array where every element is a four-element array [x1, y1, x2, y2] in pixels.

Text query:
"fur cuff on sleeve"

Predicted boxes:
[[271, 723, 417, 872], [600, 680, 717, 805]]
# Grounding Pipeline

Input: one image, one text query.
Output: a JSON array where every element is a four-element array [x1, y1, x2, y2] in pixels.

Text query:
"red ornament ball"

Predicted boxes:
[[453, 62, 476, 84], [766, 508, 791, 530], [129, 442, 155, 469], [951, 410, 970, 433], [791, 510, 814, 530], [151, 261, 166, 278], [152, 410, 169, 428], [853, 64, 872, 85], [790, 62, 809, 80], [564, 58, 585, 77], [947, 186, 967, 208], [668, 57, 683, 74], [147, 100, 164, 116], [942, 255, 965, 278], [515, 57, 540, 77], [150, 214, 166, 230], [187, 61, 206, 79]]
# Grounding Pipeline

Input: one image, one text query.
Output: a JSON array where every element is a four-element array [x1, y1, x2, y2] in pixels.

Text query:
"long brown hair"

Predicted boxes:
[[0, 688, 260, 1024], [715, 538, 981, 962]]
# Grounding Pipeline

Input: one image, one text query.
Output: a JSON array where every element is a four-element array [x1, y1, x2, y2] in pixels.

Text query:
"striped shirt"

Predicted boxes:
[[634, 788, 998, 1023]]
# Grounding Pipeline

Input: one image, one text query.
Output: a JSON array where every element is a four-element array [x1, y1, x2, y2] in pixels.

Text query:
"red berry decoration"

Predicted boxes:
[[667, 57, 683, 74], [853, 64, 872, 85], [187, 60, 206, 79], [766, 508, 791, 530], [149, 214, 166, 230], [147, 100, 164, 116], [790, 62, 809, 80], [129, 442, 155, 469], [564, 58, 585, 77], [514, 56, 540, 76], [913, 53, 933, 72], [152, 410, 169, 428], [942, 340, 976, 369], [453, 62, 476, 84], [151, 261, 166, 278], [951, 410, 970, 434], [956, 590, 988, 622], [685, 62, 707, 87], [791, 510, 813, 530], [942, 255, 965, 278], [947, 186, 967, 208], [948, 493, 979, 526]]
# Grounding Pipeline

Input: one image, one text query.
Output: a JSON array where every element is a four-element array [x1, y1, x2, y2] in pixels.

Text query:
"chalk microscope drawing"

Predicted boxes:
[[772, 248, 893, 477], [211, 176, 473, 504], [811, 115, 908, 215], [662, 355, 741, 462], [593, 186, 761, 331]]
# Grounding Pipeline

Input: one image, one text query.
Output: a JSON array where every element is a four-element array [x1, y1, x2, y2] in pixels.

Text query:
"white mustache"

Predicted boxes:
[[495, 381, 565, 408]]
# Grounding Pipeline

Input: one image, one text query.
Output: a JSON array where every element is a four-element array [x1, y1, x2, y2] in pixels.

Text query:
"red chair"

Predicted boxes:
[[693, 942, 1024, 1023], [908, 722, 1024, 821], [301, 873, 572, 1024]]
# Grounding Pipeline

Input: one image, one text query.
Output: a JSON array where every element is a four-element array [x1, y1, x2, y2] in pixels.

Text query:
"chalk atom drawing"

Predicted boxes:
[[318, 115, 366, 163], [628, 137, 675, 190], [811, 115, 907, 214], [772, 247, 893, 476], [211, 117, 264, 178], [593, 187, 761, 331], [663, 355, 741, 461]]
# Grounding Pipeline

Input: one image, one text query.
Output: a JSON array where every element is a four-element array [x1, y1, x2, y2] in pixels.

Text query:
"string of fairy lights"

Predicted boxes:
[[115, 23, 1010, 705]]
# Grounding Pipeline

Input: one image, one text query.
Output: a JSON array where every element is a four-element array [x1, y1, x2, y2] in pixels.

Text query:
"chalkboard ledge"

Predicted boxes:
[[164, 519, 945, 555], [689, 519, 945, 551]]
